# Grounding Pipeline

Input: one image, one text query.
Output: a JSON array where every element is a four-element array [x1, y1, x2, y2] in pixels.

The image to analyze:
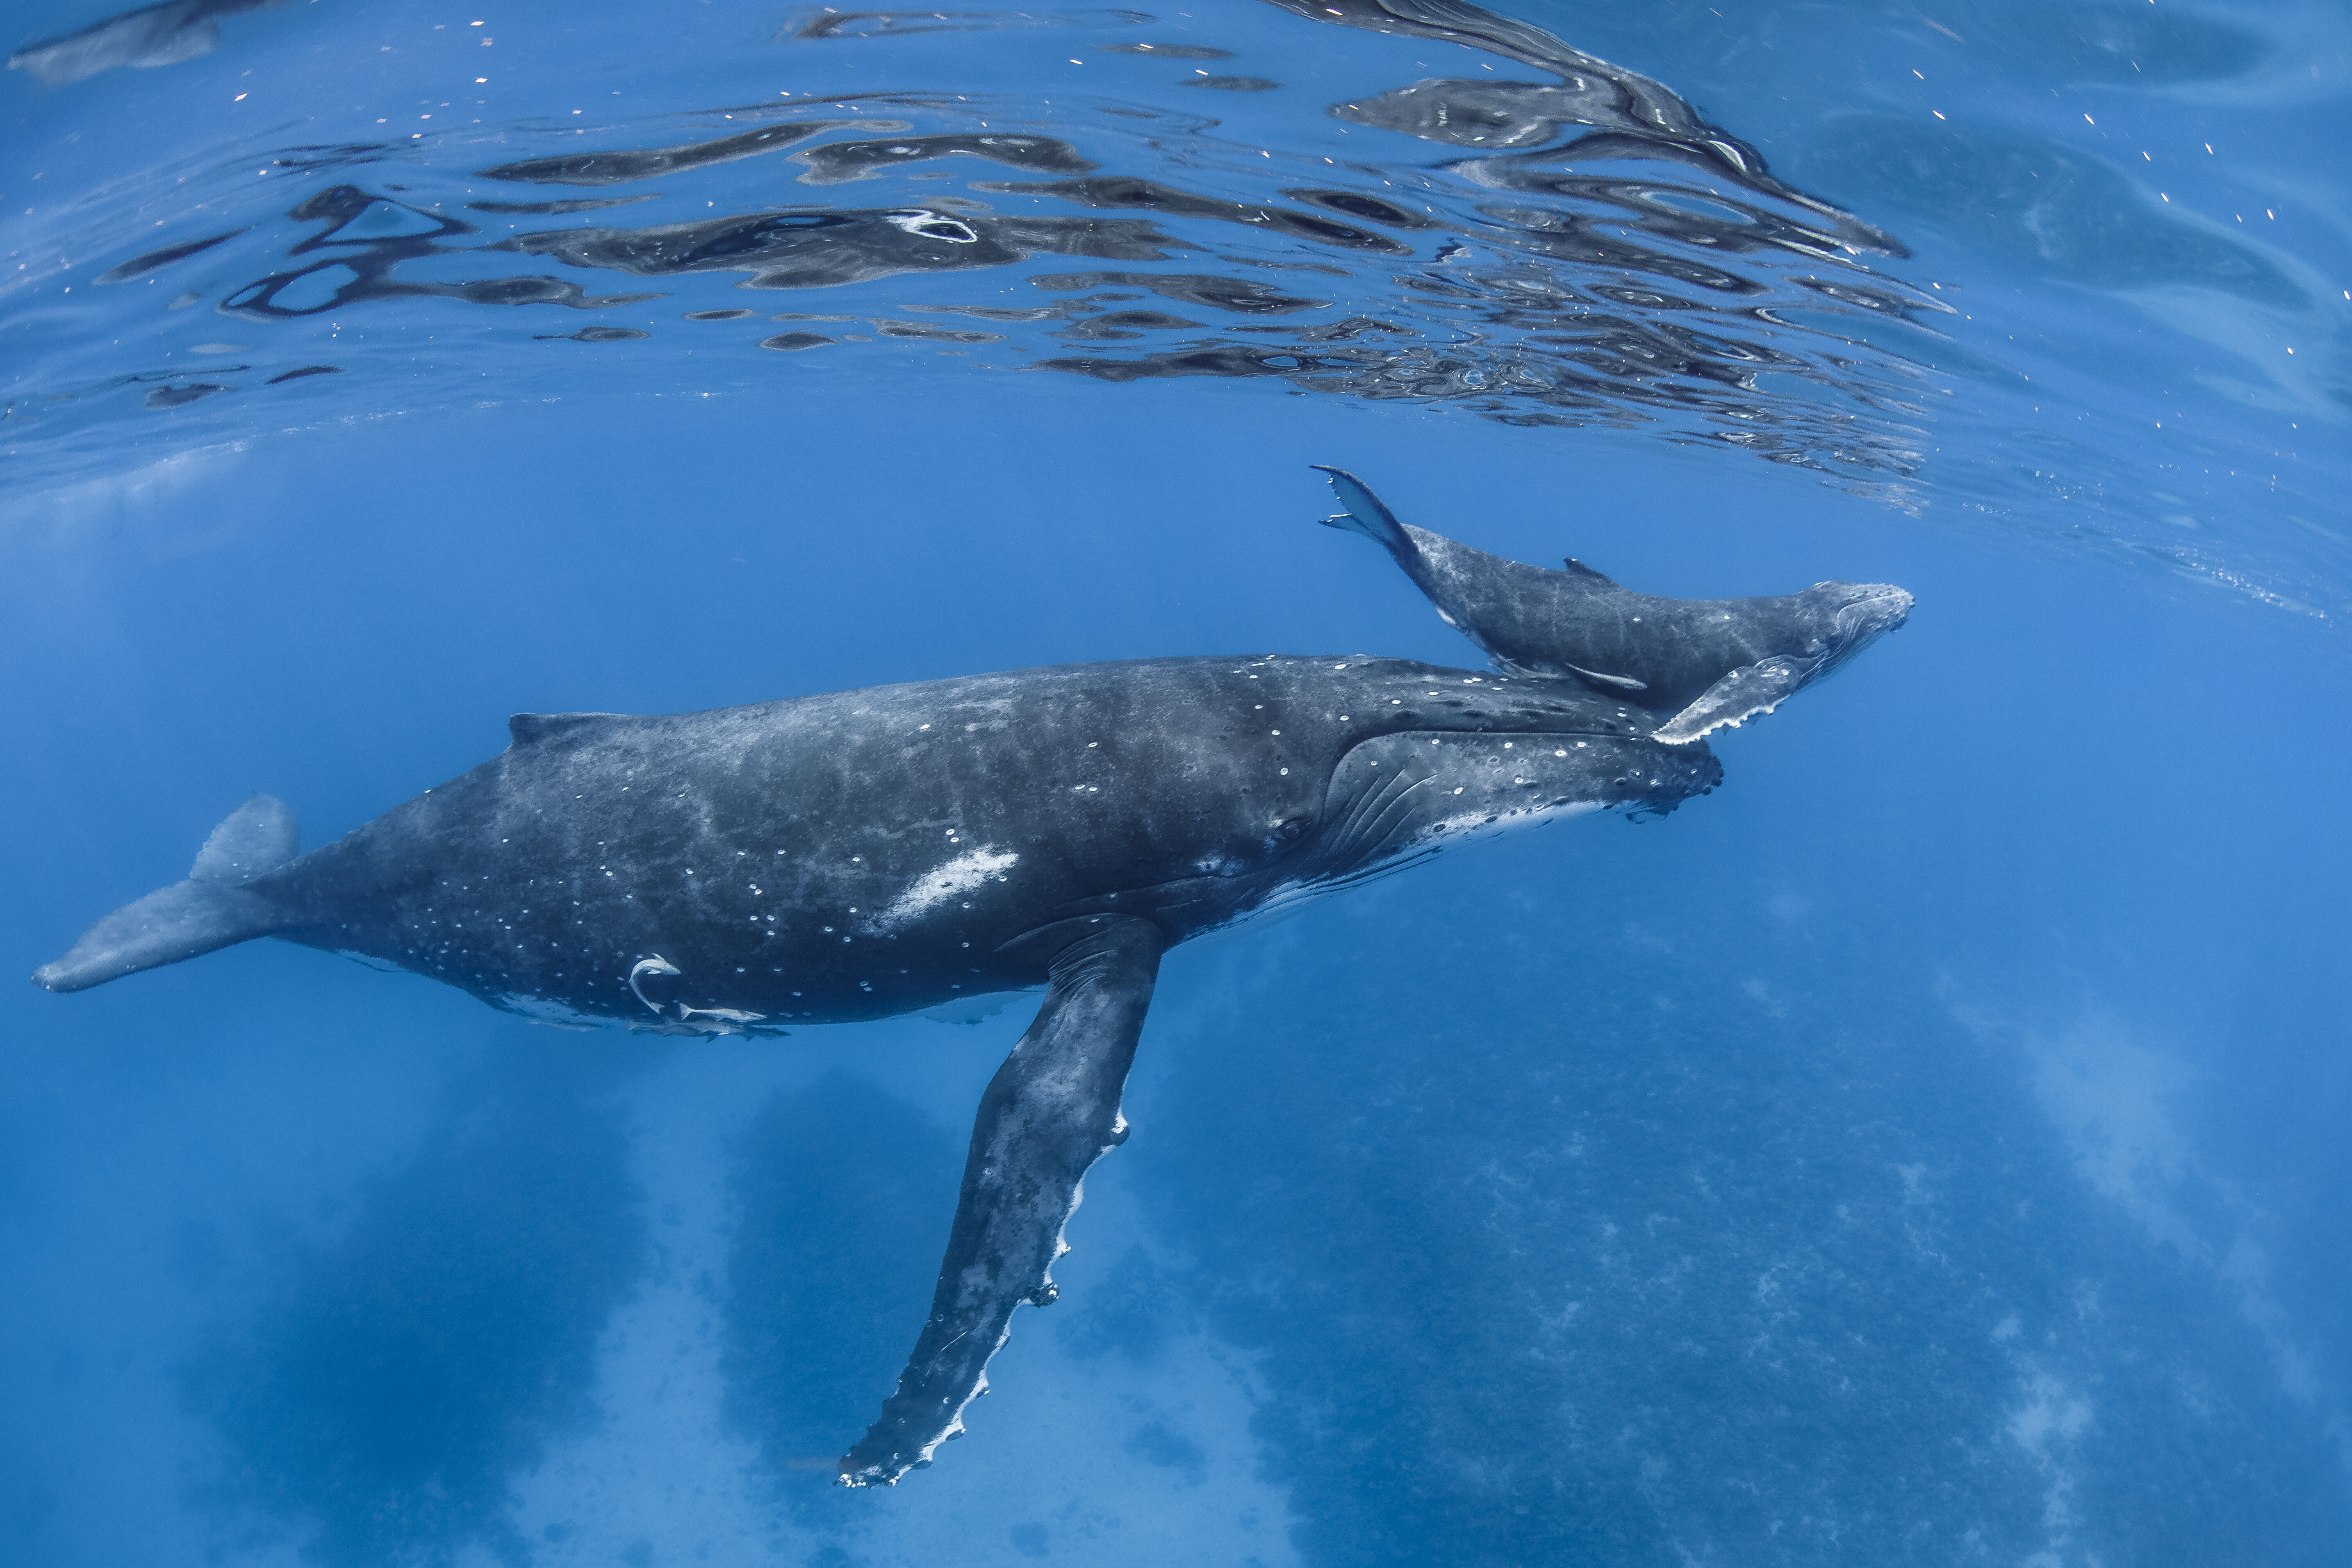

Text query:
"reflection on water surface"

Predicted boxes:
[[13, 0, 1946, 495]]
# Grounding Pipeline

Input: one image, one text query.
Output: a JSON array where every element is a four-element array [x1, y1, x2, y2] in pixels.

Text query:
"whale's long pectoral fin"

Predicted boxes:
[[838, 915, 1165, 1487], [1653, 655, 1808, 745]]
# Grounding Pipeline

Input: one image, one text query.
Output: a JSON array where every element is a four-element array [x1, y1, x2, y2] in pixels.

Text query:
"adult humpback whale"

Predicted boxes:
[[1314, 467, 1914, 741], [33, 473, 1907, 1486]]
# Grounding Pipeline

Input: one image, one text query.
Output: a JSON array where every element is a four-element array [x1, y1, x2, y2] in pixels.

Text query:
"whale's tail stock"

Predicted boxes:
[[32, 795, 297, 993]]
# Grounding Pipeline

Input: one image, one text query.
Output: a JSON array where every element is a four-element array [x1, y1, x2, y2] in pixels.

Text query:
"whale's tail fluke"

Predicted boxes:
[[1310, 464, 1409, 551], [32, 795, 297, 993]]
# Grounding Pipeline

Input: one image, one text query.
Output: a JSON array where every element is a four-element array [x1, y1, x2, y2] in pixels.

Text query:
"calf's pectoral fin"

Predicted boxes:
[[837, 914, 1166, 1488], [1653, 656, 1807, 745]]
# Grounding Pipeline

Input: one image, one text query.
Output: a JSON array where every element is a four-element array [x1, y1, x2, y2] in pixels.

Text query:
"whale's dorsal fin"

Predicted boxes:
[[1310, 464, 1408, 551], [1560, 558, 1619, 586], [508, 712, 625, 747]]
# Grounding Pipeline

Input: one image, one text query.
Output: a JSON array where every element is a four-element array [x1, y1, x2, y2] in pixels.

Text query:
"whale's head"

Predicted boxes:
[[1645, 579, 1912, 746], [1795, 579, 1914, 683]]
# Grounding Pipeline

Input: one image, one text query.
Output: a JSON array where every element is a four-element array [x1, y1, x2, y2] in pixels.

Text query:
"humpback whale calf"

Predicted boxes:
[[34, 473, 1907, 1486], [1314, 467, 1914, 742]]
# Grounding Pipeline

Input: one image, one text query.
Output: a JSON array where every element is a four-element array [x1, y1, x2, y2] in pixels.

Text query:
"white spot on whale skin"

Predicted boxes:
[[871, 847, 1020, 931]]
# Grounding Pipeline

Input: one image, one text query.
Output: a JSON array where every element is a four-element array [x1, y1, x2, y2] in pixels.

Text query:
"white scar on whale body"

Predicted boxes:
[[870, 847, 1019, 931]]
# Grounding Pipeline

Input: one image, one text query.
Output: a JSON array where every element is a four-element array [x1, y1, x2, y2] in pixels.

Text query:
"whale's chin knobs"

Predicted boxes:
[[836, 915, 1165, 1486]]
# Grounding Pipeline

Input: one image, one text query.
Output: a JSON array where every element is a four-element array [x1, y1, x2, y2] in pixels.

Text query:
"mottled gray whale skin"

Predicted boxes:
[[34, 653, 1717, 1485], [1315, 467, 1914, 743]]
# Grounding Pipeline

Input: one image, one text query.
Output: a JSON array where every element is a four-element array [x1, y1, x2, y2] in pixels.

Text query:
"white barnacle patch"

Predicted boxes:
[[869, 846, 1019, 932]]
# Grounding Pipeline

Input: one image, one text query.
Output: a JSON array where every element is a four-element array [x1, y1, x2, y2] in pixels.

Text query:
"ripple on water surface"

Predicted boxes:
[[8, 0, 1945, 500], [8, 0, 2341, 618]]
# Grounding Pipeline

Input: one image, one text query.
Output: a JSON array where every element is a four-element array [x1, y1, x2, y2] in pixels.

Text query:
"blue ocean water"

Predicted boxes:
[[3, 0, 2347, 1561]]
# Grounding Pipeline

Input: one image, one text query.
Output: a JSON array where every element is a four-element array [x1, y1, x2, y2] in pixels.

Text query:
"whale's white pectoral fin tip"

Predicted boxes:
[[839, 916, 1164, 1488], [1654, 657, 1807, 744]]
